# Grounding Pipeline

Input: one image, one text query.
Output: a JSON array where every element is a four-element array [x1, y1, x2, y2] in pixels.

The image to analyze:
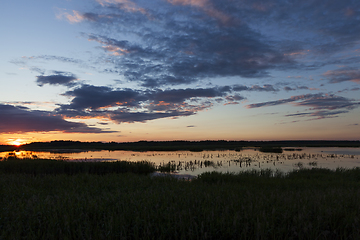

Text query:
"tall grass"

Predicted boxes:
[[0, 157, 156, 175], [0, 159, 360, 239]]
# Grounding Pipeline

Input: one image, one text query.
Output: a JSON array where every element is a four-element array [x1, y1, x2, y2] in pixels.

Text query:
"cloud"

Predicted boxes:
[[96, 0, 149, 15], [247, 93, 360, 121], [323, 68, 360, 84], [36, 72, 78, 87], [0, 104, 114, 134], [247, 93, 360, 110], [50, 0, 360, 90], [59, 84, 143, 111], [285, 110, 350, 120], [50, 0, 360, 92], [246, 94, 323, 109], [283, 86, 318, 91], [55, 84, 239, 123], [58, 84, 234, 111], [31, 0, 360, 128], [249, 84, 278, 92], [284, 86, 295, 91], [149, 87, 232, 103], [232, 84, 278, 92], [109, 109, 195, 123], [56, 9, 86, 23], [293, 95, 360, 110], [68, 0, 299, 88], [167, 0, 232, 24]]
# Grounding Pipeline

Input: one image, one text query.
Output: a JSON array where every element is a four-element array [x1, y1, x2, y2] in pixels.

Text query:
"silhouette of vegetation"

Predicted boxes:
[[0, 156, 155, 175], [14, 140, 360, 152], [1, 166, 360, 239], [259, 146, 283, 153], [0, 145, 17, 152], [283, 148, 303, 151]]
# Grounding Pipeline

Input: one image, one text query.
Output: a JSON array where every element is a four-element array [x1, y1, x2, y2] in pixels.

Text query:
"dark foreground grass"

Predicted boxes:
[[1, 161, 360, 239], [0, 157, 156, 175]]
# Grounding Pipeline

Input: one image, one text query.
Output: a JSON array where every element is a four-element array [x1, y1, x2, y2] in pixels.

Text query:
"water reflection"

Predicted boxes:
[[1, 148, 359, 175]]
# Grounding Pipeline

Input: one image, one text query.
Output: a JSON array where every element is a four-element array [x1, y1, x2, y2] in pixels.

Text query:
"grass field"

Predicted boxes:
[[1, 158, 360, 239]]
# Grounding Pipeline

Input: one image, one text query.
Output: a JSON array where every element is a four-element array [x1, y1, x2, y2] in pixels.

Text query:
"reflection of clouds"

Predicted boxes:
[[6, 149, 357, 175]]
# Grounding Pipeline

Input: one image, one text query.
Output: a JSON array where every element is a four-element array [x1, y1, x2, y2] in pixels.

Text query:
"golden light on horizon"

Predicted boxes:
[[8, 139, 24, 146]]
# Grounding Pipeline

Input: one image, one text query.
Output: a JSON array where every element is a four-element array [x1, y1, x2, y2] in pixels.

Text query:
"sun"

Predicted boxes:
[[10, 139, 24, 146]]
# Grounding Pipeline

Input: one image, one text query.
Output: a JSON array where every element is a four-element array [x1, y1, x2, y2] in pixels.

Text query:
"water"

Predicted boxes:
[[1, 147, 360, 176]]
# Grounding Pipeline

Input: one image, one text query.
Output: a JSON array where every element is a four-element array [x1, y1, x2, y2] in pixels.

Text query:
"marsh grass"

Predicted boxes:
[[259, 146, 283, 153], [0, 157, 156, 175], [1, 158, 360, 239]]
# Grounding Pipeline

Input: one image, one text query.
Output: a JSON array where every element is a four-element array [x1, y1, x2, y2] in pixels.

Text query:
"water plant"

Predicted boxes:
[[259, 146, 283, 153]]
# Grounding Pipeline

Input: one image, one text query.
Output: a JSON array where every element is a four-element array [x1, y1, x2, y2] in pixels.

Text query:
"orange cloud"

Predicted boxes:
[[102, 45, 130, 56], [168, 0, 208, 8], [56, 9, 85, 23], [167, 0, 231, 24], [284, 50, 310, 56], [344, 7, 355, 17], [252, 3, 270, 12], [96, 0, 148, 15]]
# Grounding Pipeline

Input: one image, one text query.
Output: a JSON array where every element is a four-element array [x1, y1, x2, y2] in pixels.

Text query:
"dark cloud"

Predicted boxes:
[[285, 110, 349, 120], [0, 104, 114, 134], [224, 94, 245, 105], [36, 72, 78, 87], [249, 85, 278, 92], [232, 84, 277, 92], [232, 85, 249, 91], [74, 0, 299, 88], [247, 93, 360, 121], [61, 0, 360, 88], [297, 86, 309, 90], [294, 95, 360, 110], [109, 110, 195, 123], [226, 0, 360, 53], [246, 94, 323, 109], [97, 122, 109, 125], [284, 86, 312, 91], [58, 84, 234, 112], [323, 68, 360, 84], [56, 84, 239, 123], [60, 84, 144, 110], [247, 94, 360, 110], [149, 87, 232, 103], [284, 86, 295, 91]]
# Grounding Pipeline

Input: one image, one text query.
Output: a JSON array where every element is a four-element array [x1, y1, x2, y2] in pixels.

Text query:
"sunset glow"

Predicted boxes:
[[9, 139, 24, 147], [0, 0, 359, 144]]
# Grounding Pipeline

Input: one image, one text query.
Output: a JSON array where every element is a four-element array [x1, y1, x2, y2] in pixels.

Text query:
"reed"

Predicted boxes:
[[0, 157, 156, 175], [1, 159, 360, 239]]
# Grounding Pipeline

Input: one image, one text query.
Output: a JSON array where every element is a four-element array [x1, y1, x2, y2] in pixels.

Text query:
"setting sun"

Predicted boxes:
[[9, 139, 24, 146]]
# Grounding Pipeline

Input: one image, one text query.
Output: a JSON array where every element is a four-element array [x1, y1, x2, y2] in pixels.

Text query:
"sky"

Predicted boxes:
[[1, 0, 360, 145]]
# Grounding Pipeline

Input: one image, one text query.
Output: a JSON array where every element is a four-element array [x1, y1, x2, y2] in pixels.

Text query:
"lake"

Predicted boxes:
[[1, 147, 360, 176]]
